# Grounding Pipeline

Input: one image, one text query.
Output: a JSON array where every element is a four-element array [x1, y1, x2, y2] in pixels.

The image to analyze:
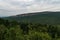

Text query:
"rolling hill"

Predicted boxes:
[[3, 11, 60, 25]]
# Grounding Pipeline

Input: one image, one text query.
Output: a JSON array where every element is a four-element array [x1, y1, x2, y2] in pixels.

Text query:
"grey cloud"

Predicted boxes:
[[34, 0, 60, 5], [0, 0, 60, 17]]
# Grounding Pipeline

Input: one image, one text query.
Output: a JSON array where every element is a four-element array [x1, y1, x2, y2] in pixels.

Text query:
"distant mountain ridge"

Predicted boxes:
[[14, 11, 60, 16], [3, 11, 60, 25]]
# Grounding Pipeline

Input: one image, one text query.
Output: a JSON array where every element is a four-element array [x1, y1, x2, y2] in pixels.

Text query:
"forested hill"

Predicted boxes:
[[0, 12, 60, 40], [0, 18, 60, 40], [3, 11, 60, 25]]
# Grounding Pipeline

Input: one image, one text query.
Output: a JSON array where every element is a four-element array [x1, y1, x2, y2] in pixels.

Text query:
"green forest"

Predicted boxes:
[[0, 18, 60, 40]]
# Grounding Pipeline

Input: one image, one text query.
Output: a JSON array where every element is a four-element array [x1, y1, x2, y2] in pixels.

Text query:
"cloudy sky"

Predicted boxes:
[[0, 0, 60, 17]]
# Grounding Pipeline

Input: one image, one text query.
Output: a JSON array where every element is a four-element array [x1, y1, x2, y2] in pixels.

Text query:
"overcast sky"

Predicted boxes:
[[0, 0, 60, 17]]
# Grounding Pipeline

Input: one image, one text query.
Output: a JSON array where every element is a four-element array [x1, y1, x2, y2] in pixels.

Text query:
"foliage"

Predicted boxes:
[[0, 18, 60, 40]]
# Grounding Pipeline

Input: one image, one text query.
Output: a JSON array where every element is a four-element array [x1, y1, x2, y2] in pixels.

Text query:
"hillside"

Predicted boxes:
[[0, 16, 60, 40], [3, 11, 60, 25]]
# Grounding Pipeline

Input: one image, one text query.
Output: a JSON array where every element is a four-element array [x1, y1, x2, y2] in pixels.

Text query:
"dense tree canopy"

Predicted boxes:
[[0, 18, 60, 40]]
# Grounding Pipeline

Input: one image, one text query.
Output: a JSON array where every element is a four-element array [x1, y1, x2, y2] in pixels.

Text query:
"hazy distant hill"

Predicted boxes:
[[3, 11, 60, 25]]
